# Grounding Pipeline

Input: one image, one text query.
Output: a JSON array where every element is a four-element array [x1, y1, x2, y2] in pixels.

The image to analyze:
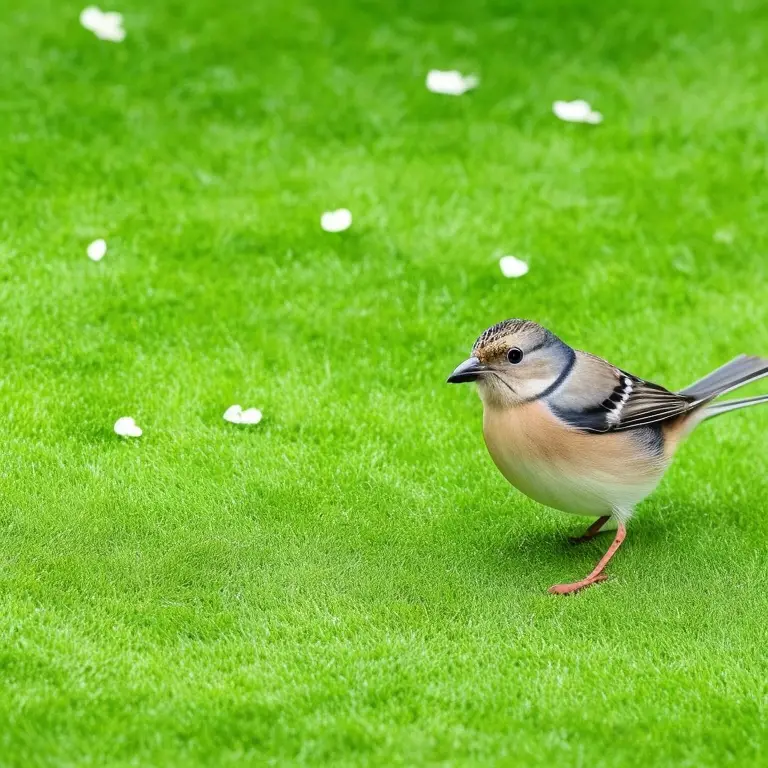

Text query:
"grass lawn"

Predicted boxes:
[[2, 0, 768, 765]]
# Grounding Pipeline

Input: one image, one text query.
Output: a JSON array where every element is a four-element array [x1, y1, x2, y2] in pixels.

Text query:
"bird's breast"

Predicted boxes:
[[481, 401, 668, 515]]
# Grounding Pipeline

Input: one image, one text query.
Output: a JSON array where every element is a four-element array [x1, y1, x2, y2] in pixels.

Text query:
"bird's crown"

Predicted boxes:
[[472, 319, 559, 362]]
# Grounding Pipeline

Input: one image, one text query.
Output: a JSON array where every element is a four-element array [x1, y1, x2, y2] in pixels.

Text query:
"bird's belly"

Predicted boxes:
[[487, 451, 617, 515], [482, 403, 666, 516]]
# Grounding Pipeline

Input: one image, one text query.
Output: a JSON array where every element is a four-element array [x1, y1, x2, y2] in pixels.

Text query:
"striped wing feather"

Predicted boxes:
[[548, 352, 695, 433]]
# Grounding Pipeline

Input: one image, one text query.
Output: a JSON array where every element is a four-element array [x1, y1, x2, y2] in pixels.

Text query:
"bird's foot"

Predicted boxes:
[[547, 573, 609, 595], [550, 521, 626, 595]]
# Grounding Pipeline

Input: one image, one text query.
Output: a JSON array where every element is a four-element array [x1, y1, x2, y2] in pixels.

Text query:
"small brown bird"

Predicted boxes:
[[448, 319, 768, 594]]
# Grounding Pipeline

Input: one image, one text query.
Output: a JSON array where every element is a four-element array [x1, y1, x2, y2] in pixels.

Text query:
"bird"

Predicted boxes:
[[447, 319, 768, 595]]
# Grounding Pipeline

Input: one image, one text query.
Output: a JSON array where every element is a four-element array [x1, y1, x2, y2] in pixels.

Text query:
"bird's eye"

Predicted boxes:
[[507, 347, 524, 364]]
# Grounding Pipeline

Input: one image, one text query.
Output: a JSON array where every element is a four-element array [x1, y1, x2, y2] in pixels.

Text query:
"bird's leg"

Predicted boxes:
[[568, 515, 612, 545], [548, 522, 627, 595]]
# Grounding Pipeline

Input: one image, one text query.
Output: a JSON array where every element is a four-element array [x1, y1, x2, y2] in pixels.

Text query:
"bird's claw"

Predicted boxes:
[[548, 572, 609, 595]]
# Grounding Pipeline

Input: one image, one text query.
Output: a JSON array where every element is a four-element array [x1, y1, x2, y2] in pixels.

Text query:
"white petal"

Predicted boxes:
[[79, 6, 102, 30], [320, 208, 352, 233], [239, 408, 263, 425], [114, 416, 142, 438], [552, 99, 600, 123], [223, 404, 243, 423], [80, 6, 125, 42], [499, 255, 529, 278], [426, 69, 478, 96], [94, 26, 126, 42], [87, 238, 107, 261]]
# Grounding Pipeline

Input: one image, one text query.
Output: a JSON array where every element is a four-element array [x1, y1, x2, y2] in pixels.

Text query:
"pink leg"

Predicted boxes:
[[569, 515, 611, 545], [549, 522, 627, 595]]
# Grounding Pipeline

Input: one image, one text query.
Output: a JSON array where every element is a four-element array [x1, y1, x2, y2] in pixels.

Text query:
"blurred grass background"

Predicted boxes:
[[1, 0, 767, 765]]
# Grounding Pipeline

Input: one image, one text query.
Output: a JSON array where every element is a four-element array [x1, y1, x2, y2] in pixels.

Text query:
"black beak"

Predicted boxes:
[[447, 356, 485, 384]]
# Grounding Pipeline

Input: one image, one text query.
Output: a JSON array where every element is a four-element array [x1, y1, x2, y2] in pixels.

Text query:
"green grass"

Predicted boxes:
[[1, 0, 768, 765]]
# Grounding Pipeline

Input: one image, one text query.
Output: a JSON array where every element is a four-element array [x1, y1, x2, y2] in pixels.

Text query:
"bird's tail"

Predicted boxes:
[[701, 394, 768, 422], [680, 354, 768, 403], [677, 354, 768, 426]]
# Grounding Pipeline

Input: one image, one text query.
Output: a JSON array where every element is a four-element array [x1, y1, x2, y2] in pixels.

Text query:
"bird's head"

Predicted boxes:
[[447, 319, 575, 407]]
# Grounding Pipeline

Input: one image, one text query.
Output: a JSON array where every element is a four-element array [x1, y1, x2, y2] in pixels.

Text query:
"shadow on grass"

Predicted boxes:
[[463, 502, 696, 592]]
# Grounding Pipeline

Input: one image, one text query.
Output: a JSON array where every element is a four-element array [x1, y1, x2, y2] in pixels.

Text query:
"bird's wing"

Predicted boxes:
[[547, 351, 696, 433]]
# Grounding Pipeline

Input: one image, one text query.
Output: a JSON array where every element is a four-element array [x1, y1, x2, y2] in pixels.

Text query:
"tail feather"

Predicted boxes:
[[702, 394, 768, 421], [680, 355, 768, 402]]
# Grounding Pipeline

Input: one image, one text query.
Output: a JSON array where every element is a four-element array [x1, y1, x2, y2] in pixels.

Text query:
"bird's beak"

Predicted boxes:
[[447, 356, 485, 384]]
